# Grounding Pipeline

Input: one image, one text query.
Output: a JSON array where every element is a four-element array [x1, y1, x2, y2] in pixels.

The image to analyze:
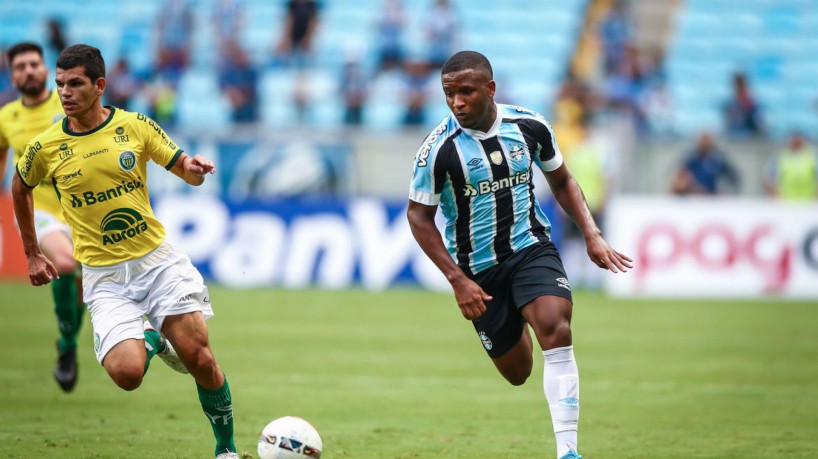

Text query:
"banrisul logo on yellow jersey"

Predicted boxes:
[[70, 179, 143, 207], [100, 208, 148, 246]]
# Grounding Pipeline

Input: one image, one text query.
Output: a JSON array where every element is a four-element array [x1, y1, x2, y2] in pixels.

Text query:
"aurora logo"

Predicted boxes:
[[100, 208, 148, 245]]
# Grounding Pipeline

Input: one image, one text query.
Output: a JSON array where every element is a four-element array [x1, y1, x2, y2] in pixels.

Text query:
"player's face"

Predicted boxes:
[[10, 51, 48, 96], [442, 69, 496, 131], [56, 66, 104, 118]]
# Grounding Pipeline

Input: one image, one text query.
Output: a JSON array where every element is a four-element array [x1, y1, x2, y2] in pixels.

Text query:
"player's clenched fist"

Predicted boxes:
[[452, 276, 492, 320]]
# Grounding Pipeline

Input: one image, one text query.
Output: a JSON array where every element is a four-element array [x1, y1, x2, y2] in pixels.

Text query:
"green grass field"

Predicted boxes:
[[0, 281, 816, 458]]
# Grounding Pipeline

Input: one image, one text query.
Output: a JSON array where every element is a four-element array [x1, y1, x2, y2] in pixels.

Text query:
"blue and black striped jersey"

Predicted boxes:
[[409, 104, 564, 276]]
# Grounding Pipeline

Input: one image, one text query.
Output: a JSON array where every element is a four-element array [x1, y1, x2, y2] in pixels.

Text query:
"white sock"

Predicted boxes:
[[543, 345, 579, 458]]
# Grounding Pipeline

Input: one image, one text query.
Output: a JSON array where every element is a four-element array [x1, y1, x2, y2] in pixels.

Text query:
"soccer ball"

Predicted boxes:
[[257, 416, 323, 459]]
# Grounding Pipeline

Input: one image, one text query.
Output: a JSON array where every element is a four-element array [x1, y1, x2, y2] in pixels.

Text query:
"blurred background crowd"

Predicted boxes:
[[1, 0, 816, 292]]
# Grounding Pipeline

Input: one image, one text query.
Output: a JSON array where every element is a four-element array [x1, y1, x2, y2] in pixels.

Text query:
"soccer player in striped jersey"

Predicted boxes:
[[12, 44, 238, 459], [0, 42, 84, 392], [407, 51, 633, 459]]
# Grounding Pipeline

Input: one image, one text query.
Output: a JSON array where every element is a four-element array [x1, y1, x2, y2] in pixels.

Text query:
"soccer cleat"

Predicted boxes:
[[143, 321, 189, 374], [559, 449, 582, 459], [215, 452, 240, 459], [54, 342, 78, 392]]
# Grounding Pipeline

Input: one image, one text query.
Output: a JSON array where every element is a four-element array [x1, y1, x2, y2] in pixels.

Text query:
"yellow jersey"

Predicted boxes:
[[16, 107, 184, 267], [0, 90, 66, 221]]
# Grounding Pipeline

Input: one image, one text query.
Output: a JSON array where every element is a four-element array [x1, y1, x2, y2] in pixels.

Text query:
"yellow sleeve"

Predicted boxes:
[[0, 122, 8, 149], [136, 113, 184, 170], [15, 140, 48, 188]]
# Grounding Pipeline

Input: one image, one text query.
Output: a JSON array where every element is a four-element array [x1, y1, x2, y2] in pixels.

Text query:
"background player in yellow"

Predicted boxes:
[[11, 44, 238, 459], [0, 42, 84, 392]]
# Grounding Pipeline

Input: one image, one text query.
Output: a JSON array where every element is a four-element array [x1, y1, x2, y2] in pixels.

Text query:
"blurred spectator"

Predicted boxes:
[[560, 118, 614, 291], [671, 132, 740, 195], [598, 0, 632, 75], [276, 0, 320, 68], [402, 60, 429, 126], [218, 43, 259, 123], [723, 72, 764, 138], [212, 0, 246, 61], [340, 59, 368, 126], [425, 0, 458, 70], [46, 18, 68, 55], [156, 0, 194, 80], [603, 45, 648, 133], [639, 80, 673, 136], [293, 71, 311, 124], [553, 71, 595, 152], [763, 132, 817, 201], [0, 50, 14, 105], [144, 76, 177, 127], [106, 58, 141, 110], [375, 0, 406, 73]]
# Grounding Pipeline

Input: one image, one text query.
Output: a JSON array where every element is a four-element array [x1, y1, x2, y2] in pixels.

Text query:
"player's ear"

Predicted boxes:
[[94, 77, 106, 95], [487, 80, 496, 99]]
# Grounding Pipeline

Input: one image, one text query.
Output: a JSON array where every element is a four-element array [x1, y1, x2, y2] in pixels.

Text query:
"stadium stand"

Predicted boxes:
[[667, 0, 818, 137]]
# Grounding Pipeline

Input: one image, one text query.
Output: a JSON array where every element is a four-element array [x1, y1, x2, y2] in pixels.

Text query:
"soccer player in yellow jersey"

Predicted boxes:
[[0, 42, 84, 392], [12, 44, 238, 459]]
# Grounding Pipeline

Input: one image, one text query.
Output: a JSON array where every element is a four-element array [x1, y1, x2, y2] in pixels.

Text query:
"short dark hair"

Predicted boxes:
[[441, 51, 493, 78], [57, 44, 106, 82], [7, 42, 44, 65]]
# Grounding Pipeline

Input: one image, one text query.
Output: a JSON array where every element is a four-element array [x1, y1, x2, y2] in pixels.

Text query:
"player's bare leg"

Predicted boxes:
[[161, 312, 224, 389], [491, 328, 534, 386], [102, 338, 148, 391], [40, 231, 85, 392], [162, 312, 236, 457], [522, 296, 581, 459]]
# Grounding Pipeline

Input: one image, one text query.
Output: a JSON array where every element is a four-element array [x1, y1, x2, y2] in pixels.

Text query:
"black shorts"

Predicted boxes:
[[469, 241, 572, 358]]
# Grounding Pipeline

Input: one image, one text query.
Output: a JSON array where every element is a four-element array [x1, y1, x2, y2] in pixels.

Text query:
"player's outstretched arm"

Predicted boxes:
[[407, 200, 492, 319], [544, 164, 633, 273], [169, 153, 216, 186], [11, 173, 59, 286]]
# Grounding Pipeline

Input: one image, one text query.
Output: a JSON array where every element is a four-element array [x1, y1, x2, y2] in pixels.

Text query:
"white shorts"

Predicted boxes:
[[33, 210, 72, 245], [82, 240, 214, 363]]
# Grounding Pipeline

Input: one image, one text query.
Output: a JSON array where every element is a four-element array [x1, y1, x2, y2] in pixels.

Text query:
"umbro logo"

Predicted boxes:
[[556, 277, 571, 291], [467, 158, 483, 171]]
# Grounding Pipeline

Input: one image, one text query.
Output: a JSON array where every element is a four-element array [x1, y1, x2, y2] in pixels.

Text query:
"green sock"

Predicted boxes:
[[142, 329, 164, 374], [197, 376, 236, 456], [51, 271, 81, 352]]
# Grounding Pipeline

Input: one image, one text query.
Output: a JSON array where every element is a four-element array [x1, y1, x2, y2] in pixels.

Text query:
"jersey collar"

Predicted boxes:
[[459, 103, 501, 140], [62, 106, 116, 137]]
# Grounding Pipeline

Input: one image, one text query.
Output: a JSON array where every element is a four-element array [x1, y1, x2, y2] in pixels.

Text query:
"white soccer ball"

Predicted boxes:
[[257, 416, 323, 459]]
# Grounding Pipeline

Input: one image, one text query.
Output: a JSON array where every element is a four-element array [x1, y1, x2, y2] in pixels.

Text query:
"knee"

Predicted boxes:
[[500, 355, 533, 386], [53, 256, 78, 275], [108, 363, 144, 391], [504, 367, 531, 386], [533, 319, 572, 349], [186, 346, 218, 376]]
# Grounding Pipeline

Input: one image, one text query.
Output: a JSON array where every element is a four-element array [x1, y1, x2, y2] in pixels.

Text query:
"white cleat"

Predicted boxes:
[[143, 321, 189, 374], [215, 452, 240, 459]]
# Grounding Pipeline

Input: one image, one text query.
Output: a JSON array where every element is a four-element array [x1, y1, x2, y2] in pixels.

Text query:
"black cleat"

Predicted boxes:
[[54, 343, 78, 392]]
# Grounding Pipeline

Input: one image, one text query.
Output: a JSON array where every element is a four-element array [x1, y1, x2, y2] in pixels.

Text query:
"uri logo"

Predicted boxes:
[[100, 208, 148, 245], [478, 331, 493, 351], [119, 151, 136, 171]]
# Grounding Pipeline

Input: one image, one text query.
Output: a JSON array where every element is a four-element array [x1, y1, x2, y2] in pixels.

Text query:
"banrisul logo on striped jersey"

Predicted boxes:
[[463, 170, 531, 197], [100, 208, 148, 245]]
